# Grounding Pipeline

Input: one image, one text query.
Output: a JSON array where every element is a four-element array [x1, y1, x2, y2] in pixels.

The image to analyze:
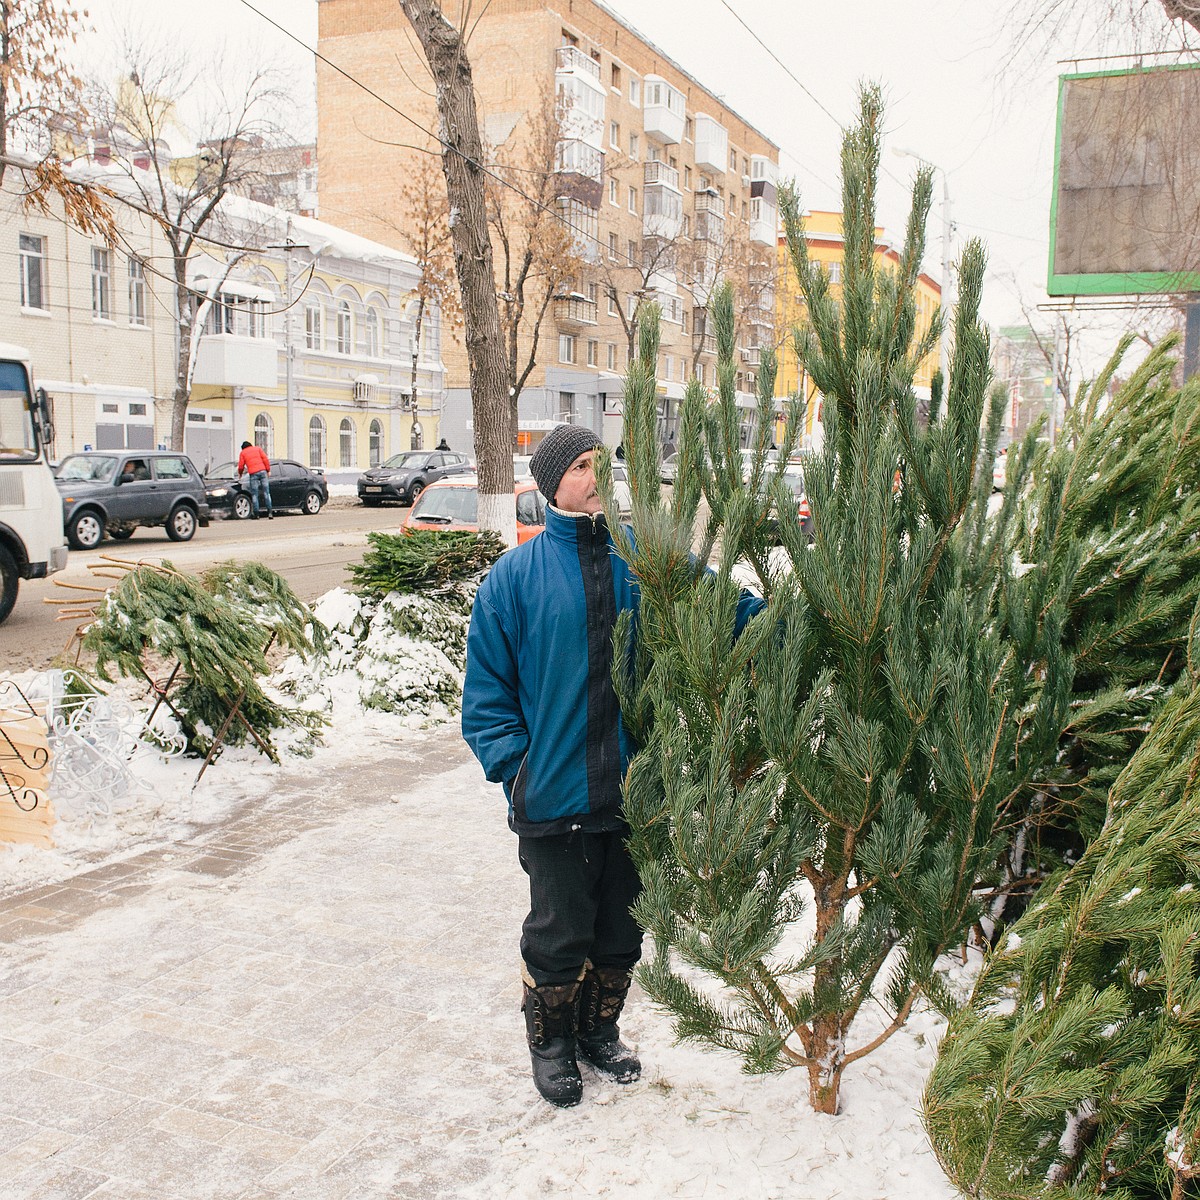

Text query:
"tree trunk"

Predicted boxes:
[[171, 276, 195, 454], [399, 0, 514, 544]]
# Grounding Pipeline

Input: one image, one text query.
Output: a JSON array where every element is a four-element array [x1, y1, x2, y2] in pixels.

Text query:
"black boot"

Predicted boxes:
[[578, 965, 640, 1083], [522, 980, 583, 1107]]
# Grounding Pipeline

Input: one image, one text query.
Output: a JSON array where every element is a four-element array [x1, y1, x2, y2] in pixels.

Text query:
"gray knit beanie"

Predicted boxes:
[[529, 424, 602, 505]]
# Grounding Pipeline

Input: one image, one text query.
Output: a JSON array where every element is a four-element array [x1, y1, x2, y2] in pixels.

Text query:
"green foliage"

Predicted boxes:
[[346, 529, 505, 603], [83, 560, 327, 760], [959, 340, 1200, 895], [923, 620, 1200, 1199], [614, 83, 1047, 1113]]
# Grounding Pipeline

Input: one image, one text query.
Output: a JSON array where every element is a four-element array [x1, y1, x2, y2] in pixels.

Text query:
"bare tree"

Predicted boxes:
[[0, 0, 114, 236], [88, 36, 289, 453], [487, 85, 585, 443], [398, 0, 514, 542], [373, 148, 462, 449]]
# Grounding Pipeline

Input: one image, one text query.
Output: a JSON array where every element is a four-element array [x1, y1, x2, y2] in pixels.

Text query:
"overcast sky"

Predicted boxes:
[[93, 0, 1192, 362]]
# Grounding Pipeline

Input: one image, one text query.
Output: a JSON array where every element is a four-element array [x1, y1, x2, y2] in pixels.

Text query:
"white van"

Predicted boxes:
[[0, 343, 68, 624]]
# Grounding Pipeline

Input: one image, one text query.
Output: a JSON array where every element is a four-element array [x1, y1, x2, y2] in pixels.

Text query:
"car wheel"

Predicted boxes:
[[109, 527, 135, 541], [233, 493, 252, 520], [303, 489, 323, 515], [408, 479, 425, 503], [0, 545, 17, 625], [166, 505, 197, 542], [67, 509, 104, 551]]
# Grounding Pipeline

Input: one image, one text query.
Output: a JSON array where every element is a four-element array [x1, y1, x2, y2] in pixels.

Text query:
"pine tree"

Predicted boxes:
[[613, 85, 1069, 1113], [923, 604, 1200, 1200], [959, 344, 1200, 917]]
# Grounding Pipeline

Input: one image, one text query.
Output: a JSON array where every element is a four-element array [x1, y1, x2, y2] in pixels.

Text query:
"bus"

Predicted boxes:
[[0, 342, 68, 624]]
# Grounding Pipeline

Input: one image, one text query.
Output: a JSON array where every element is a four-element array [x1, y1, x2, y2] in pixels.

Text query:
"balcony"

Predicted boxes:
[[643, 75, 686, 145], [555, 139, 604, 207], [643, 182, 683, 240], [694, 209, 725, 244], [749, 196, 778, 246], [192, 335, 276, 389], [692, 331, 717, 356], [695, 189, 725, 216], [554, 294, 598, 329], [555, 45, 600, 82], [739, 345, 762, 367], [643, 160, 680, 190], [693, 113, 728, 175]]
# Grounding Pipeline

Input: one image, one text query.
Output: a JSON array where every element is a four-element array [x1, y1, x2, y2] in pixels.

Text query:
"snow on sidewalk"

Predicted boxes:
[[1, 686, 961, 1198]]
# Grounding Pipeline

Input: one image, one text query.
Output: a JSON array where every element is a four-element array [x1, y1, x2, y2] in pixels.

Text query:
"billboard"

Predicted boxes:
[[1048, 63, 1200, 296]]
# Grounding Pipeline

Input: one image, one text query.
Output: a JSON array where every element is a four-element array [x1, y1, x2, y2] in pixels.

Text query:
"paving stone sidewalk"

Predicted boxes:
[[0, 729, 565, 1199]]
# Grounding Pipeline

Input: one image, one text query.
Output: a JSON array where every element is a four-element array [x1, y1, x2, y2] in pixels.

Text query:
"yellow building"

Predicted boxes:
[[775, 211, 941, 448]]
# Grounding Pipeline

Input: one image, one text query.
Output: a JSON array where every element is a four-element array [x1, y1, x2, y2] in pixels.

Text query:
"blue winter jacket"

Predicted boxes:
[[462, 505, 765, 837]]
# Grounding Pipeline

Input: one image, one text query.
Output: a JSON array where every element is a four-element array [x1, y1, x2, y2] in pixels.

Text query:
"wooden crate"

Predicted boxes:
[[0, 707, 54, 848]]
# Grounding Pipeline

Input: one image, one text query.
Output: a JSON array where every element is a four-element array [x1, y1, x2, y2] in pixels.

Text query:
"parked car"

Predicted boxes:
[[203, 458, 328, 519], [607, 462, 632, 517], [357, 449, 473, 506], [54, 450, 211, 550], [402, 476, 547, 543], [660, 452, 679, 484]]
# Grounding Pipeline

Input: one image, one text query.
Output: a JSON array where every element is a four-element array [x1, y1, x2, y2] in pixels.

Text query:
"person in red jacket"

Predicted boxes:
[[237, 440, 273, 519]]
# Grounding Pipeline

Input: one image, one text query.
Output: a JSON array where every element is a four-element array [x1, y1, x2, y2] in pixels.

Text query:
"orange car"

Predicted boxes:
[[401, 475, 547, 543]]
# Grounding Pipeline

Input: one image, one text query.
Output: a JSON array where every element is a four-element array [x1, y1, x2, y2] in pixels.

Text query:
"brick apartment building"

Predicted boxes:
[[317, 0, 780, 453]]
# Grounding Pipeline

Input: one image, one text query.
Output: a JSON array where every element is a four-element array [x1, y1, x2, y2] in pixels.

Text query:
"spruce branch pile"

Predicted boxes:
[[82, 559, 327, 759], [615, 84, 1068, 1114], [346, 529, 505, 602], [923, 606, 1200, 1200]]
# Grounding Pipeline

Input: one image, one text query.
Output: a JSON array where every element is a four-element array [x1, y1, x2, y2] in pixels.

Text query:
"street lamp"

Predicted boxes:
[[892, 146, 955, 383]]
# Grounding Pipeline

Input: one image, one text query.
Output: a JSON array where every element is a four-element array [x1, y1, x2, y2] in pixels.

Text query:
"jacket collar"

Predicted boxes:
[[545, 504, 608, 544]]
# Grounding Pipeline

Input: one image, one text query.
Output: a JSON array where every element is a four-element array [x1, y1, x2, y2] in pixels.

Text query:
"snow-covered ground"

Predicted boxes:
[[0, 586, 971, 1199]]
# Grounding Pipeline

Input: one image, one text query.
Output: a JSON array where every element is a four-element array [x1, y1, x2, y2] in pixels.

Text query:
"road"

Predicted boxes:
[[0, 499, 408, 673]]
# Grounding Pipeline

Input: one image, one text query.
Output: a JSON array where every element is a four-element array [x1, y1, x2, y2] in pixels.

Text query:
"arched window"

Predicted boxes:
[[308, 415, 327, 467], [365, 307, 380, 358], [339, 417, 356, 468], [336, 299, 352, 355], [368, 418, 384, 466], [253, 412, 274, 456]]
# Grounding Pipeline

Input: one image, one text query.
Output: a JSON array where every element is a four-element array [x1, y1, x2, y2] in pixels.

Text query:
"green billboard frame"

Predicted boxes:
[[1048, 63, 1200, 297]]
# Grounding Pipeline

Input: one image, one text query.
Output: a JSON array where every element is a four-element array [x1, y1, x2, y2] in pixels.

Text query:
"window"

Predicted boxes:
[[663, 356, 672, 380], [336, 299, 352, 354], [128, 257, 146, 326], [308, 415, 327, 466], [559, 334, 577, 364], [610, 120, 620, 148], [699, 174, 711, 191], [610, 63, 621, 89], [254, 412, 274, 455], [629, 132, 639, 158], [729, 148, 738, 170], [607, 288, 618, 316], [827, 262, 843, 284], [339, 417, 356, 467], [627, 239, 637, 264], [558, 391, 576, 420], [608, 232, 619, 260], [153, 456, 189, 480], [681, 309, 689, 334], [19, 234, 47, 310], [607, 343, 617, 370], [628, 186, 637, 213], [683, 165, 691, 191], [685, 117, 693, 141], [587, 339, 598, 366], [369, 418, 383, 466], [561, 29, 578, 45], [682, 214, 690, 237], [609, 177, 618, 205], [697, 362, 705, 385], [91, 247, 111, 319], [305, 303, 322, 349], [365, 307, 380, 357], [587, 282, 598, 304], [630, 77, 640, 107]]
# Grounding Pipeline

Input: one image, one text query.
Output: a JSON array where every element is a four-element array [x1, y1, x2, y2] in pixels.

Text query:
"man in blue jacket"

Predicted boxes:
[[462, 423, 763, 1107]]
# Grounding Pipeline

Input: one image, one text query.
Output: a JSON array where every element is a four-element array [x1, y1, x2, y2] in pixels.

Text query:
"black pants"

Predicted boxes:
[[518, 829, 643, 988]]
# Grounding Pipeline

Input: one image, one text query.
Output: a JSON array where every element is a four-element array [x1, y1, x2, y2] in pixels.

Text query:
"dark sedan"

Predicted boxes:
[[204, 458, 328, 519], [356, 449, 472, 506]]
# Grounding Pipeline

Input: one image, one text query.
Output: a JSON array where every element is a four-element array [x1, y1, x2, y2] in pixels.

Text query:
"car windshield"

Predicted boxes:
[[57, 454, 117, 482], [207, 461, 237, 480], [412, 486, 478, 523], [382, 452, 430, 470]]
